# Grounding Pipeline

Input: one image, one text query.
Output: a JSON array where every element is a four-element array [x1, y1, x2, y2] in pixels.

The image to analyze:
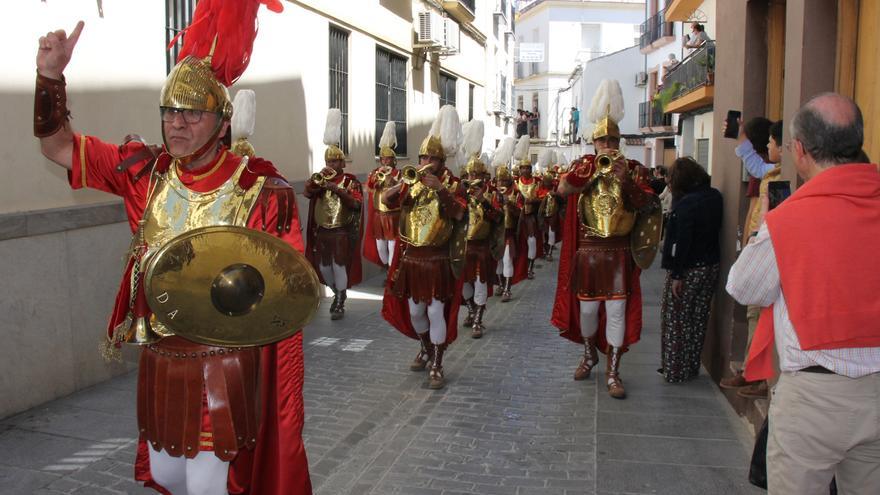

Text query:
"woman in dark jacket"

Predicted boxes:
[[659, 157, 723, 383]]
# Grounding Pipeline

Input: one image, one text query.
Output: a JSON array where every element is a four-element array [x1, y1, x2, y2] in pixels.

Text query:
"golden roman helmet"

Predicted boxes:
[[418, 135, 445, 160], [495, 165, 511, 180], [464, 154, 488, 176], [323, 108, 346, 162], [324, 144, 345, 161], [592, 112, 621, 141], [379, 146, 396, 159]]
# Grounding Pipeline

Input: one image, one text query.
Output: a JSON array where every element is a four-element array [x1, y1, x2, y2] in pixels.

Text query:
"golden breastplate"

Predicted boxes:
[[315, 178, 356, 229], [466, 197, 492, 241], [578, 174, 636, 238], [143, 157, 265, 252], [503, 191, 518, 229], [541, 194, 558, 217], [372, 169, 399, 213], [519, 179, 539, 214], [400, 180, 455, 247]]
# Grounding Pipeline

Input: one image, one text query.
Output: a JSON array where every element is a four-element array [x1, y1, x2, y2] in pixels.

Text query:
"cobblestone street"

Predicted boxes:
[[0, 260, 761, 495]]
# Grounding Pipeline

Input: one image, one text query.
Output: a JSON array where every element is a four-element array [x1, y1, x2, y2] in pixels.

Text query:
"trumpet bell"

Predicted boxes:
[[120, 315, 163, 345]]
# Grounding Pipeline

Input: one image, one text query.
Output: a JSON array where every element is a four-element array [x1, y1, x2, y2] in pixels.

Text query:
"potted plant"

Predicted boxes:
[[652, 82, 683, 112]]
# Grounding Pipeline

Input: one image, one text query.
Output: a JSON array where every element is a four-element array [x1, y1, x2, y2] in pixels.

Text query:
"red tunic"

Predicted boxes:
[[364, 167, 401, 266], [69, 134, 312, 495], [512, 176, 545, 284], [550, 155, 654, 352]]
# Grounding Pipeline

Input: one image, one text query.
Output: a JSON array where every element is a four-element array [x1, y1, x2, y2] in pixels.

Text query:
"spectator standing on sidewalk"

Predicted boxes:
[[728, 93, 880, 495], [658, 157, 722, 383]]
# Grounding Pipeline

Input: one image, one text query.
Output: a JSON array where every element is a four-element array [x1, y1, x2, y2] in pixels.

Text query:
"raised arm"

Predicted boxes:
[[35, 21, 84, 170]]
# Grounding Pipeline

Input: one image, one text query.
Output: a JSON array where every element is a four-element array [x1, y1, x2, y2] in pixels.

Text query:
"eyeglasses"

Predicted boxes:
[[160, 107, 206, 124]]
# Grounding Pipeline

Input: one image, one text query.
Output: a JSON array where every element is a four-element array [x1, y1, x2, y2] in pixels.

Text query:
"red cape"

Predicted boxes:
[[363, 189, 382, 266], [305, 173, 364, 289], [381, 240, 462, 344], [133, 157, 313, 494], [512, 218, 545, 284], [549, 192, 643, 351]]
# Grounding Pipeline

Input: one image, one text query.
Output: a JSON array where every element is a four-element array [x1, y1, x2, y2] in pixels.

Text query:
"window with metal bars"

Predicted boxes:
[[329, 26, 350, 154], [165, 0, 196, 74], [439, 72, 457, 109], [376, 48, 408, 156]]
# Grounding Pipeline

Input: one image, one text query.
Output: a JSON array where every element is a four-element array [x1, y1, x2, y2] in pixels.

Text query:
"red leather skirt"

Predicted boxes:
[[313, 226, 351, 266], [573, 234, 634, 301], [462, 239, 497, 285], [371, 211, 399, 241], [392, 245, 455, 303], [137, 337, 259, 461]]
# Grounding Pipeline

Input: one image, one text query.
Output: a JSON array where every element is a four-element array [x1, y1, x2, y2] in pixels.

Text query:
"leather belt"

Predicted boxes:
[[800, 365, 835, 374]]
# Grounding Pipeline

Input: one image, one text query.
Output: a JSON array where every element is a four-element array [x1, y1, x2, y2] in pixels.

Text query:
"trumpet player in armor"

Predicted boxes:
[[460, 121, 503, 339], [381, 105, 467, 389], [304, 108, 364, 320], [538, 151, 563, 261], [551, 80, 659, 400], [490, 138, 518, 301], [34, 4, 314, 493], [512, 135, 544, 282], [364, 121, 402, 269]]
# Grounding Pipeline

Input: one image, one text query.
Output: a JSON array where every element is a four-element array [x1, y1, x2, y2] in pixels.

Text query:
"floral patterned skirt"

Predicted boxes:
[[659, 263, 720, 383]]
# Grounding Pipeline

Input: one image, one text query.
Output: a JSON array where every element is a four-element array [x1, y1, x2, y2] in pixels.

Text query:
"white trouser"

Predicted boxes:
[[462, 277, 488, 306], [408, 298, 447, 345], [547, 228, 556, 246], [376, 239, 396, 266], [319, 262, 348, 291], [149, 446, 229, 495], [579, 299, 627, 347], [496, 245, 514, 278], [527, 236, 537, 260]]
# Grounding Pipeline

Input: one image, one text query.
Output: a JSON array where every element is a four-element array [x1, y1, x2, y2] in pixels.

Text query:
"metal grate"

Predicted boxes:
[[376, 48, 408, 156], [329, 26, 350, 154], [165, 0, 196, 74]]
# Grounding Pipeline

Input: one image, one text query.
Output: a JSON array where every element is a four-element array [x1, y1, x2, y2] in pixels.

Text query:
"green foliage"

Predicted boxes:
[[652, 82, 683, 111]]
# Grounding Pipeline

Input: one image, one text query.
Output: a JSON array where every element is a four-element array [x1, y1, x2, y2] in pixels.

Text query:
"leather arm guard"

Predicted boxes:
[[34, 72, 70, 137]]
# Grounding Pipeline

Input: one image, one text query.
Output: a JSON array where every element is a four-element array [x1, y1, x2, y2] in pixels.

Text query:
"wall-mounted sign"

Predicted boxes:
[[518, 43, 545, 63]]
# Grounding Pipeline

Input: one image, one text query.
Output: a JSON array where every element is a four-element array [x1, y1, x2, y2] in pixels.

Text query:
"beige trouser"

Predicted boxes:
[[768, 371, 880, 495], [744, 305, 762, 362]]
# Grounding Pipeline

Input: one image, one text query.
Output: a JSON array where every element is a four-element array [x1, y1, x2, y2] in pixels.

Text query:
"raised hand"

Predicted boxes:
[[37, 21, 84, 79]]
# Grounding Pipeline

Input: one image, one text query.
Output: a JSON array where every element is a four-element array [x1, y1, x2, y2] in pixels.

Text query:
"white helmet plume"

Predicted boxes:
[[323, 108, 342, 147], [588, 79, 625, 124], [491, 137, 515, 167], [379, 121, 397, 149]]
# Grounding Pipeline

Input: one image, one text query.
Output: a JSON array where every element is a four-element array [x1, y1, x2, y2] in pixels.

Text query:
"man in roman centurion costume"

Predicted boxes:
[[491, 137, 518, 301], [34, 2, 316, 493], [551, 79, 659, 399], [364, 121, 402, 269], [381, 105, 467, 389], [512, 135, 544, 282], [304, 109, 364, 320], [460, 120, 503, 339], [538, 150, 563, 261]]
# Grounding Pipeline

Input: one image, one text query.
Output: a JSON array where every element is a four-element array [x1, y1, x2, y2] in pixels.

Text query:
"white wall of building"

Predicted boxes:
[[513, 0, 644, 142]]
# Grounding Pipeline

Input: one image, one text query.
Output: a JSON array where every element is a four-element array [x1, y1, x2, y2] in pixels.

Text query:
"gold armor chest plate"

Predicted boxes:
[[518, 179, 539, 214], [400, 177, 456, 247], [542, 194, 558, 218], [578, 173, 636, 238], [503, 190, 518, 229], [143, 157, 265, 252], [315, 177, 356, 229], [466, 195, 493, 241]]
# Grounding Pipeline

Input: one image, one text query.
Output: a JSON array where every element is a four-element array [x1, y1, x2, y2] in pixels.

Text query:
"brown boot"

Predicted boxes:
[[606, 346, 626, 399], [719, 371, 752, 389], [463, 298, 476, 328], [574, 337, 599, 380], [429, 343, 448, 389], [330, 289, 346, 320], [737, 380, 769, 400], [501, 277, 512, 302], [410, 332, 434, 371], [527, 259, 536, 279], [471, 305, 486, 339]]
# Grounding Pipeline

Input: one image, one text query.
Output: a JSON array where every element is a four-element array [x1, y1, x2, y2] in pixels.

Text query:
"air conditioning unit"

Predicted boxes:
[[635, 71, 648, 87], [417, 11, 444, 46], [443, 18, 460, 53]]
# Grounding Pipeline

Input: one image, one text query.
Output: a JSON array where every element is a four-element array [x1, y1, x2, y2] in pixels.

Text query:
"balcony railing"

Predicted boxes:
[[662, 41, 715, 101], [639, 8, 674, 49], [639, 100, 673, 129]]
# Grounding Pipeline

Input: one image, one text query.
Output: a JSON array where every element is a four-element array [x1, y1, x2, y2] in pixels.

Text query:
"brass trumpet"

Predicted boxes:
[[374, 166, 395, 185], [310, 168, 338, 186], [401, 165, 430, 185], [596, 151, 624, 174]]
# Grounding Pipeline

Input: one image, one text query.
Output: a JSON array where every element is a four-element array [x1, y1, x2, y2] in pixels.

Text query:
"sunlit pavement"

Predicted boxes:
[[0, 259, 762, 495]]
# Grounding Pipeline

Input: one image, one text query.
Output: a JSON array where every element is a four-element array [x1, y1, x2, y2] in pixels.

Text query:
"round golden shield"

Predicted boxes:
[[630, 200, 663, 270], [143, 225, 321, 346]]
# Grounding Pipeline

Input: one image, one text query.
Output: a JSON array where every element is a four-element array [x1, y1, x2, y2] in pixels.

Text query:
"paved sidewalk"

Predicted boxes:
[[0, 259, 761, 495]]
